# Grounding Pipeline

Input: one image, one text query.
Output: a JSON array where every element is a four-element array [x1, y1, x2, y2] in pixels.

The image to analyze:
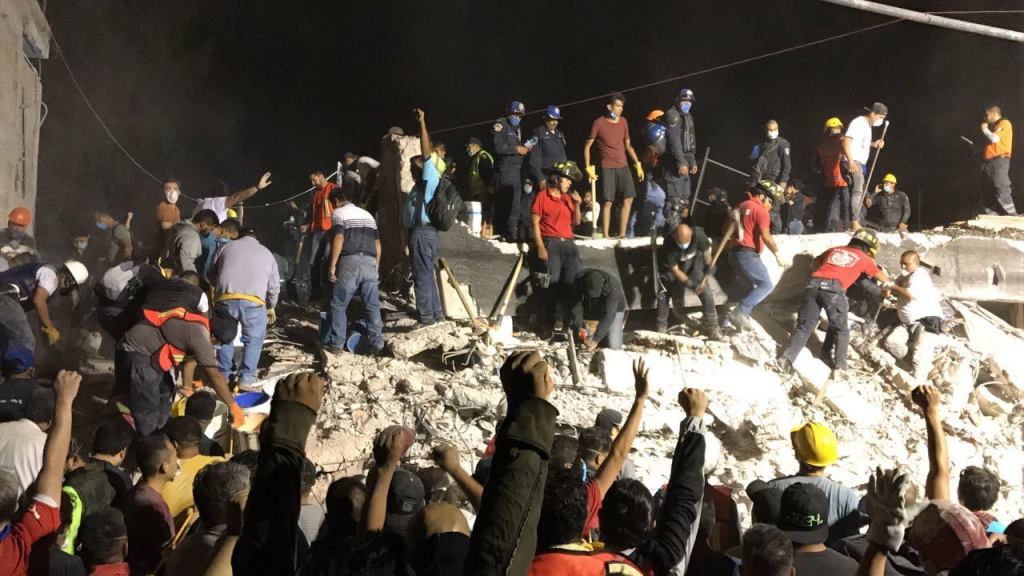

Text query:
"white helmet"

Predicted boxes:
[[63, 260, 89, 286]]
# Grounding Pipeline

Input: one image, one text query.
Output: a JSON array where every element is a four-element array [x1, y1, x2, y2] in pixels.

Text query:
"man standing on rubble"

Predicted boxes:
[[778, 228, 891, 376], [979, 105, 1016, 215], [863, 173, 911, 233], [302, 170, 335, 300], [751, 119, 792, 233], [493, 101, 530, 241], [403, 109, 445, 327], [584, 92, 643, 238], [528, 106, 568, 190], [662, 89, 698, 209], [815, 117, 850, 232], [726, 180, 789, 331], [844, 102, 887, 230], [883, 250, 944, 383], [657, 222, 720, 339], [532, 161, 584, 336], [465, 137, 495, 238]]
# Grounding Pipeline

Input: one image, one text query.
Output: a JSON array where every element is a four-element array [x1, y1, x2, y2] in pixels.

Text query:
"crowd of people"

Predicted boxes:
[[0, 92, 1019, 575]]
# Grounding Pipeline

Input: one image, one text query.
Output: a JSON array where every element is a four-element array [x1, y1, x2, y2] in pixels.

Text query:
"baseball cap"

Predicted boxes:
[[384, 467, 426, 536], [1, 345, 34, 374], [908, 500, 989, 573], [386, 126, 405, 137], [777, 483, 829, 545], [594, 408, 623, 432], [746, 480, 784, 525], [866, 102, 888, 115]]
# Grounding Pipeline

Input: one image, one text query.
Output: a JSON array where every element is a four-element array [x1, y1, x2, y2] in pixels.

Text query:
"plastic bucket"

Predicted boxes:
[[464, 201, 482, 235], [235, 391, 272, 414]]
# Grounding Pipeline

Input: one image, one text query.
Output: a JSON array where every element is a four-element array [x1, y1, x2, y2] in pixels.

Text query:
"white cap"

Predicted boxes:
[[63, 260, 89, 286]]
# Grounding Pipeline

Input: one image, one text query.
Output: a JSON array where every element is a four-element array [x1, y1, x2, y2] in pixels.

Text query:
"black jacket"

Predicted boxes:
[[751, 138, 792, 184], [529, 126, 568, 186], [464, 396, 559, 576], [570, 269, 626, 344], [865, 189, 911, 232], [493, 118, 525, 171], [664, 108, 697, 170], [659, 228, 711, 287]]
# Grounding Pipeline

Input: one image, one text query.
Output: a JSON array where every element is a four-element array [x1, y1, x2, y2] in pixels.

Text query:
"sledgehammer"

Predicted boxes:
[[696, 208, 742, 294]]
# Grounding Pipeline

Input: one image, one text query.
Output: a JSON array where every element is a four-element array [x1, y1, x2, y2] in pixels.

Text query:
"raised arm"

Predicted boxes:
[[432, 445, 484, 512], [912, 385, 949, 500], [592, 359, 649, 497], [415, 109, 432, 158], [225, 172, 272, 209], [37, 370, 81, 501], [366, 429, 404, 532]]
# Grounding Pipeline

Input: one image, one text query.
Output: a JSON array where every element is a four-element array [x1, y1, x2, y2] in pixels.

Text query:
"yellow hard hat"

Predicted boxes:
[[791, 422, 838, 467], [824, 117, 843, 130], [226, 208, 238, 219], [882, 173, 897, 185]]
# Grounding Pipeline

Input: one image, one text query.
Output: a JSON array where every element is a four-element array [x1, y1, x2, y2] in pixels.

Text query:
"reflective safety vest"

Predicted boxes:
[[530, 546, 645, 575], [142, 307, 210, 371], [469, 150, 494, 197]]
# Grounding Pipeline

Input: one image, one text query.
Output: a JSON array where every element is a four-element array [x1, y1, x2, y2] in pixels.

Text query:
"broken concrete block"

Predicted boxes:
[[791, 349, 831, 390], [438, 268, 480, 321], [801, 374, 882, 427], [388, 321, 472, 360], [590, 348, 636, 393], [360, 377, 390, 394]]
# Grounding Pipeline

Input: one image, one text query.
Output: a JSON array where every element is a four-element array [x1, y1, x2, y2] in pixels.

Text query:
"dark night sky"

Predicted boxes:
[[37, 0, 1023, 249]]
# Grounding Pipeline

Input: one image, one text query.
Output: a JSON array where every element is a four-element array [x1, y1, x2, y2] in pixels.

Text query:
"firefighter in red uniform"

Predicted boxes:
[[778, 228, 891, 375]]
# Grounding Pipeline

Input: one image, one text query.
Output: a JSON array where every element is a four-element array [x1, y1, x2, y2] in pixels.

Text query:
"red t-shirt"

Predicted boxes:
[[589, 117, 630, 168], [582, 480, 602, 537], [532, 190, 576, 239], [734, 198, 770, 253], [0, 496, 60, 576], [812, 245, 880, 290], [309, 182, 336, 232]]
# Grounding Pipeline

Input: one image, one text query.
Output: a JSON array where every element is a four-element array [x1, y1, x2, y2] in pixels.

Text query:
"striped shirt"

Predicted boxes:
[[332, 203, 379, 257]]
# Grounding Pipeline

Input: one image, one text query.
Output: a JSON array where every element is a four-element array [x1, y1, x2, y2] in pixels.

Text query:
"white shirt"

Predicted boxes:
[[845, 115, 873, 164], [194, 196, 230, 223], [897, 268, 944, 324], [36, 265, 58, 296], [0, 418, 48, 497]]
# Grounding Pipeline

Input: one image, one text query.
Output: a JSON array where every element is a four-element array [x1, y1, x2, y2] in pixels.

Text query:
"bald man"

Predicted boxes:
[[751, 119, 792, 233], [883, 250, 944, 383], [657, 223, 720, 339]]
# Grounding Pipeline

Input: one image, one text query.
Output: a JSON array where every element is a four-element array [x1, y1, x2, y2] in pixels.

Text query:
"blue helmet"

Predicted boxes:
[[645, 122, 667, 146], [544, 105, 562, 120], [678, 88, 695, 101], [508, 100, 526, 115]]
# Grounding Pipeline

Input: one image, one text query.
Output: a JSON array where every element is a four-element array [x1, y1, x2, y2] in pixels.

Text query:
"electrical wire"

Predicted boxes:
[[430, 18, 902, 134]]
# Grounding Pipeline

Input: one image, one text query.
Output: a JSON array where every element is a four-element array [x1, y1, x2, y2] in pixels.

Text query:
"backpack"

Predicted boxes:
[[426, 177, 463, 232]]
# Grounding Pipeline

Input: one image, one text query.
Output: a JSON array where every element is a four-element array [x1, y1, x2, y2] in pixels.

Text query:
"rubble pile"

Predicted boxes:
[[282, 301, 1024, 524]]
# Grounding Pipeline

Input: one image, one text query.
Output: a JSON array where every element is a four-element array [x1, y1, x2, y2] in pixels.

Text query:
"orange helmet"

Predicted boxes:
[[646, 109, 665, 122], [8, 207, 31, 227]]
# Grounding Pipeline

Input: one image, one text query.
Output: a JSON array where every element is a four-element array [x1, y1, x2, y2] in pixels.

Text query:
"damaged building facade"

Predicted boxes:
[[0, 0, 48, 224]]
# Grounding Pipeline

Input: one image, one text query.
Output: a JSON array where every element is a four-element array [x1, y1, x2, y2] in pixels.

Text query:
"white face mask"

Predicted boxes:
[[872, 117, 884, 127], [165, 190, 180, 204], [899, 268, 910, 277], [767, 130, 779, 140]]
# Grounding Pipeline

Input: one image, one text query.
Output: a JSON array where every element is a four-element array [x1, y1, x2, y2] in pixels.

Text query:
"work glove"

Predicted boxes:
[[775, 253, 792, 268], [585, 165, 598, 183], [267, 308, 277, 325], [865, 467, 909, 551], [633, 161, 645, 181], [41, 324, 60, 346], [229, 401, 246, 428]]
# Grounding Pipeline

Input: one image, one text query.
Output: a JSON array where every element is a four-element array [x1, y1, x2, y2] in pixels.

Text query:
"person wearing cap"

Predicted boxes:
[[529, 105, 568, 190], [657, 222, 720, 339], [768, 422, 866, 546], [0, 207, 37, 270], [465, 136, 496, 237], [844, 102, 888, 230], [0, 346, 41, 423], [592, 408, 638, 479], [980, 105, 1016, 215], [532, 160, 584, 334], [778, 228, 891, 376], [725, 180, 789, 331], [584, 92, 644, 238], [569, 268, 626, 351], [0, 260, 89, 350], [815, 117, 851, 232], [863, 173, 911, 233], [777, 483, 859, 574], [493, 100, 531, 241], [635, 109, 668, 235], [662, 88, 698, 208]]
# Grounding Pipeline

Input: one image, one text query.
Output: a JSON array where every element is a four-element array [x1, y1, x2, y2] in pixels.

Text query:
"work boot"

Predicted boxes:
[[701, 319, 722, 341], [728, 309, 753, 331], [656, 323, 668, 334], [777, 356, 794, 376]]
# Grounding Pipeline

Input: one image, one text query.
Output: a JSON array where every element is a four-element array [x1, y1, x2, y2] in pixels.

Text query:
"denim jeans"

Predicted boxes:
[[325, 254, 384, 352], [115, 348, 174, 436], [408, 225, 443, 323], [782, 278, 850, 369], [0, 295, 35, 352], [215, 299, 268, 384], [729, 248, 773, 316]]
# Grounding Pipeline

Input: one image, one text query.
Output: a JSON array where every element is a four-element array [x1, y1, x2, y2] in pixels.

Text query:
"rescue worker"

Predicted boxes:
[[0, 260, 89, 351], [751, 119, 792, 233], [778, 228, 891, 376], [493, 101, 530, 241], [302, 170, 334, 299], [657, 222, 720, 339], [662, 88, 698, 207], [883, 250, 944, 383], [531, 161, 584, 333], [584, 92, 643, 238], [0, 207, 37, 270], [114, 275, 243, 435], [815, 117, 851, 232], [980, 105, 1016, 215], [780, 179, 809, 235], [570, 268, 626, 351], [726, 180, 789, 330], [465, 137, 495, 237], [157, 180, 182, 239], [636, 110, 667, 235], [164, 209, 220, 276], [93, 209, 133, 267], [863, 173, 911, 232], [94, 261, 163, 340], [844, 102, 887, 230], [403, 109, 446, 327], [528, 105, 568, 189]]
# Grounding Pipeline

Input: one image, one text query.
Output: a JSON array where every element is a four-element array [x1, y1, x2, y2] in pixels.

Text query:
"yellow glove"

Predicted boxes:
[[633, 161, 645, 181], [267, 308, 277, 325], [41, 324, 60, 346], [585, 165, 598, 183]]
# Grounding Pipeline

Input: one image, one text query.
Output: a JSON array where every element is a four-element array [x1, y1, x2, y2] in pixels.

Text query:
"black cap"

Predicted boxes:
[[384, 467, 426, 536], [747, 480, 784, 525], [777, 483, 829, 545], [594, 409, 623, 433], [466, 137, 482, 147], [866, 102, 888, 115]]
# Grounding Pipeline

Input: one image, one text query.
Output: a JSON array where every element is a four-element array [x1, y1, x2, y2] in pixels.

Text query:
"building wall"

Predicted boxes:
[[0, 0, 49, 232]]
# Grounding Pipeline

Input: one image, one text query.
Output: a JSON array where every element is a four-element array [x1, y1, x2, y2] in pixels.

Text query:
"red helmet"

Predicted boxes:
[[8, 207, 31, 227]]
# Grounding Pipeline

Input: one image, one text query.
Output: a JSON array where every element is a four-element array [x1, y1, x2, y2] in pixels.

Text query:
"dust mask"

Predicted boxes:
[[166, 190, 180, 204], [680, 102, 692, 114], [74, 240, 88, 251], [883, 184, 894, 193], [508, 116, 521, 127], [523, 182, 534, 195], [767, 130, 779, 140], [872, 118, 884, 127]]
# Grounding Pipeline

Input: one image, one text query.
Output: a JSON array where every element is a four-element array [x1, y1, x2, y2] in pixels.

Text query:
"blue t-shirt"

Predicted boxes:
[[403, 153, 445, 228]]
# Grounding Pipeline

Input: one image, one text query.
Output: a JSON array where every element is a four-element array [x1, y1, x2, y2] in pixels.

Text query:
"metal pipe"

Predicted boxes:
[[819, 0, 1024, 43]]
